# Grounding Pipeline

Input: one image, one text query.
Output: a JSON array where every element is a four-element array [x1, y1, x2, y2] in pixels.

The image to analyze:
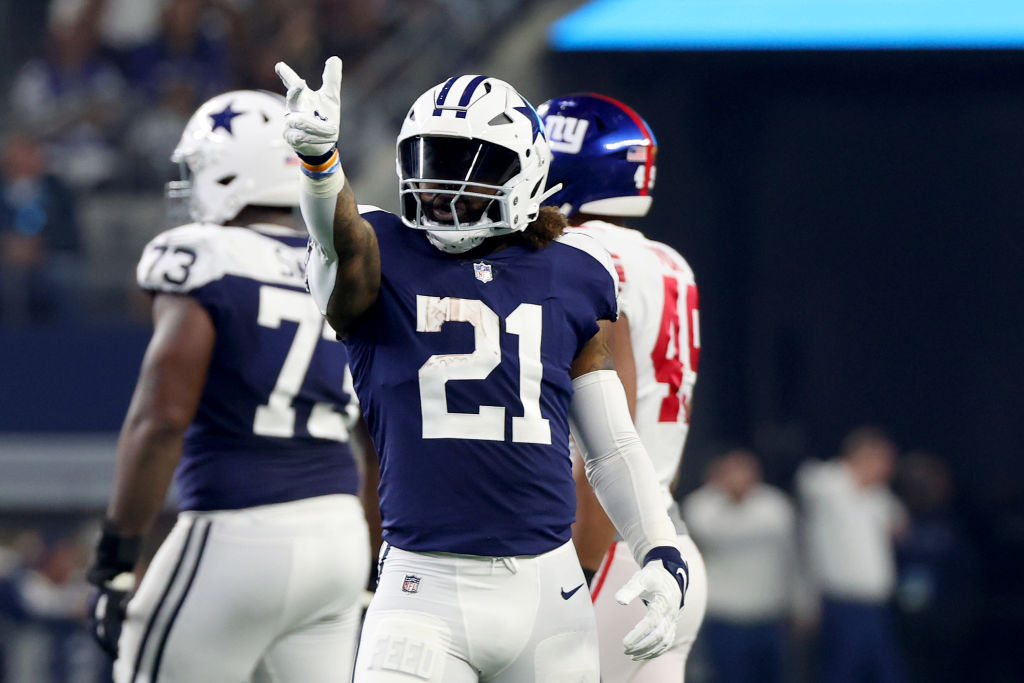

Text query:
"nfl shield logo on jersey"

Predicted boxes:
[[473, 262, 493, 283], [402, 574, 421, 594]]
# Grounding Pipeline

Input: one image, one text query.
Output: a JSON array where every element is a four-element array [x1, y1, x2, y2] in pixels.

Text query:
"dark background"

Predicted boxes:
[[549, 47, 1024, 680]]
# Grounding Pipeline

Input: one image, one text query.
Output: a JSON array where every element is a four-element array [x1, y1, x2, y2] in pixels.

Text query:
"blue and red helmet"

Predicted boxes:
[[537, 93, 657, 218]]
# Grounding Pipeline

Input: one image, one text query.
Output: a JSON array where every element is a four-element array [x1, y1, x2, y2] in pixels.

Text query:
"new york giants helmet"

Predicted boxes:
[[537, 93, 657, 218], [168, 90, 299, 224], [397, 75, 555, 253]]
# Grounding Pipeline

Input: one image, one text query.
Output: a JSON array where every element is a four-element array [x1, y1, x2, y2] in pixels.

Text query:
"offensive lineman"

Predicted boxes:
[[539, 93, 709, 681], [276, 57, 691, 682], [85, 90, 372, 682]]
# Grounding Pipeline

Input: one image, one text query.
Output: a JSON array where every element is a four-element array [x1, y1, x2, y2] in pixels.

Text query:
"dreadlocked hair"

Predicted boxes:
[[515, 206, 567, 250]]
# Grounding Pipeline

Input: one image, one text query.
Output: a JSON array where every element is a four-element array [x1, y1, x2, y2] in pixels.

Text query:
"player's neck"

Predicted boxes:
[[458, 236, 511, 259], [229, 206, 303, 232]]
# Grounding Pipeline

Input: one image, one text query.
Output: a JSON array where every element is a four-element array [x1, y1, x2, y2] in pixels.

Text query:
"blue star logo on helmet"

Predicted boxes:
[[209, 103, 244, 134], [513, 104, 544, 142]]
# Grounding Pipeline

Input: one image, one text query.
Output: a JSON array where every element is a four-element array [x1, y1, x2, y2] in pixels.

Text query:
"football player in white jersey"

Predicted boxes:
[[275, 58, 693, 682], [539, 92, 709, 682], [85, 89, 375, 682]]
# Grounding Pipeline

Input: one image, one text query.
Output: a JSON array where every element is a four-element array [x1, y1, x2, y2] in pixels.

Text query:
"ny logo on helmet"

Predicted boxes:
[[544, 116, 589, 154]]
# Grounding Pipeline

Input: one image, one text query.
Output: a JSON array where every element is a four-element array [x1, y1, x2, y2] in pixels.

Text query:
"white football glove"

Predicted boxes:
[[615, 546, 688, 661], [275, 57, 342, 159]]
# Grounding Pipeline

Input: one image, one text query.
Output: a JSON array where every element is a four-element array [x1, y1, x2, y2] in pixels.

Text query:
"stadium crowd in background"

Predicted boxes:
[[0, 0, 528, 328]]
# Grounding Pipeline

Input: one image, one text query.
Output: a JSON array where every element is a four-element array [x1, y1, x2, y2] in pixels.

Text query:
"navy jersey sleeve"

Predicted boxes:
[[550, 229, 620, 356], [136, 223, 234, 328]]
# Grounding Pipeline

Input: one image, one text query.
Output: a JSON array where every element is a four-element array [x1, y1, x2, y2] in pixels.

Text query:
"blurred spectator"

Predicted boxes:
[[683, 448, 802, 683], [233, 0, 400, 93], [0, 526, 106, 683], [0, 133, 83, 327], [115, 0, 234, 188], [894, 451, 979, 683], [7, 0, 127, 191], [236, 0, 324, 93], [123, 0, 230, 104], [97, 0, 164, 70], [124, 80, 199, 187], [797, 426, 908, 683]]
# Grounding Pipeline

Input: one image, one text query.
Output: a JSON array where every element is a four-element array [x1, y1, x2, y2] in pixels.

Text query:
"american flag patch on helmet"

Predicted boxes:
[[627, 146, 649, 162]]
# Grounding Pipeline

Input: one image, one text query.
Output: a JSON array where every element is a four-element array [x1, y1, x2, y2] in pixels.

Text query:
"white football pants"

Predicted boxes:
[[590, 534, 707, 683], [354, 540, 600, 682], [114, 494, 370, 683]]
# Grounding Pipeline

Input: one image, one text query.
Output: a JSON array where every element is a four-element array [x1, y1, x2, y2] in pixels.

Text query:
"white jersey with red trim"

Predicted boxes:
[[578, 220, 699, 512]]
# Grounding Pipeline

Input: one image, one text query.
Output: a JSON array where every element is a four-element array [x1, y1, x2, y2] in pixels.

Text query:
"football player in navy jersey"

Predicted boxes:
[[85, 89, 375, 682], [275, 58, 693, 682], [539, 93, 709, 683]]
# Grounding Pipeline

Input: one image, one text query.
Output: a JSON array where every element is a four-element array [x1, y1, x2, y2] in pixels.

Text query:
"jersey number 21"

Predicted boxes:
[[416, 295, 551, 444]]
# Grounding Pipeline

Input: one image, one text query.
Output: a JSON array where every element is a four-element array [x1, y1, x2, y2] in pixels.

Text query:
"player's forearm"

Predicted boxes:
[[301, 179, 380, 334], [571, 453, 619, 572], [326, 181, 380, 331], [106, 416, 183, 537], [570, 370, 679, 566]]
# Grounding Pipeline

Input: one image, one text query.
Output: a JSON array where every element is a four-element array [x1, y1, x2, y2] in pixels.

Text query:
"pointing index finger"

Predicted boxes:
[[275, 61, 306, 92]]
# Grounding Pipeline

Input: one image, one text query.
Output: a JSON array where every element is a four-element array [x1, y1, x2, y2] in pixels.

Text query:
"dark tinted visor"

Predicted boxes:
[[399, 136, 520, 186]]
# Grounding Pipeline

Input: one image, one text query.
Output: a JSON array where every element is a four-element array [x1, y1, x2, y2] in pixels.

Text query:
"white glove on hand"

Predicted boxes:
[[615, 546, 688, 661], [275, 57, 342, 158]]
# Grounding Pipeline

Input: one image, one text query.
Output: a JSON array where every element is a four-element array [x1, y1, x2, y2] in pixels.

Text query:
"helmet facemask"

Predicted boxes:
[[398, 135, 523, 244]]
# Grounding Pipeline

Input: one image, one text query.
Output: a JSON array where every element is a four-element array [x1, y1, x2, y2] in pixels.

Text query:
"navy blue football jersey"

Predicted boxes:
[[136, 222, 360, 511], [344, 208, 618, 556]]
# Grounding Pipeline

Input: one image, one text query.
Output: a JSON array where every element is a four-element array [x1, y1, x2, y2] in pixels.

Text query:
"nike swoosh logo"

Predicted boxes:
[[561, 583, 584, 600]]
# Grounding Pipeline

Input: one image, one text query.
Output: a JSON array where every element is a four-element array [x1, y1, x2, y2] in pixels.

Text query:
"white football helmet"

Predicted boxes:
[[168, 90, 299, 224], [396, 75, 556, 253]]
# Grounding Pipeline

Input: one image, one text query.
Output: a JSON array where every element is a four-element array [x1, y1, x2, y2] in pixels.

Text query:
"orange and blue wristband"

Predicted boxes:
[[299, 146, 341, 180]]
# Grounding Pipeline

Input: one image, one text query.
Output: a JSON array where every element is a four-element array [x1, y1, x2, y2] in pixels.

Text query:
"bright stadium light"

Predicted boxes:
[[550, 0, 1024, 50]]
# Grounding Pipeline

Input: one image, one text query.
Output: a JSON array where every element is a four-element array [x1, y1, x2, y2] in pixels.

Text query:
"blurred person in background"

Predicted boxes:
[[683, 448, 803, 683], [95, 0, 165, 72], [123, 0, 230, 105], [0, 132, 82, 326], [120, 0, 233, 188], [538, 92, 708, 683], [237, 0, 325, 93], [797, 426, 908, 683], [7, 0, 126, 191], [894, 451, 979, 683], [85, 89, 374, 682], [0, 527, 107, 683]]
